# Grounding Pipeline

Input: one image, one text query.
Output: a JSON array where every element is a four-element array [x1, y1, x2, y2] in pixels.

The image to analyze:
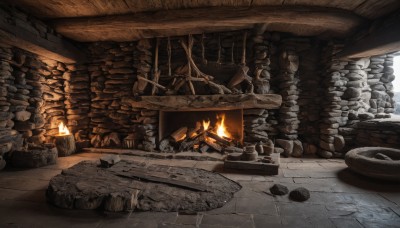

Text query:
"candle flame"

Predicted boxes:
[[58, 122, 70, 136]]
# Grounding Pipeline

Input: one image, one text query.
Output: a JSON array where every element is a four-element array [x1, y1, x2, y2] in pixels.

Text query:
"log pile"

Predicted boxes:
[[159, 123, 239, 153]]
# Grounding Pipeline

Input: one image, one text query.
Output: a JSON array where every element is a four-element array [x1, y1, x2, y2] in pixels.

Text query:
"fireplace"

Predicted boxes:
[[159, 109, 243, 152]]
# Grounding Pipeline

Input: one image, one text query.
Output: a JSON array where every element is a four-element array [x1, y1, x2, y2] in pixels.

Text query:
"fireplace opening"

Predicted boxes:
[[159, 109, 243, 152]]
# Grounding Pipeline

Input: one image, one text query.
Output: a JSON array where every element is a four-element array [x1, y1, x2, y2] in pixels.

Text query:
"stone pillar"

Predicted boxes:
[[64, 63, 90, 141], [39, 58, 67, 142], [243, 32, 273, 147], [88, 42, 136, 148], [276, 46, 301, 157], [318, 44, 346, 158]]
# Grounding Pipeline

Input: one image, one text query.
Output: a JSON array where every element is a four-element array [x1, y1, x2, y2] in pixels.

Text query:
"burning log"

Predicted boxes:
[[206, 131, 232, 147], [204, 137, 222, 152], [170, 127, 188, 143]]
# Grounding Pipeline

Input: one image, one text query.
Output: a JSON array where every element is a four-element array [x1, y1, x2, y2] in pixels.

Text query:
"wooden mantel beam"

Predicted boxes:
[[52, 6, 364, 42], [0, 7, 86, 63], [335, 19, 400, 59]]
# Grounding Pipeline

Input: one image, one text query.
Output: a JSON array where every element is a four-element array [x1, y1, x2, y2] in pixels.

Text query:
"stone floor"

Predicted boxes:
[[0, 152, 400, 228]]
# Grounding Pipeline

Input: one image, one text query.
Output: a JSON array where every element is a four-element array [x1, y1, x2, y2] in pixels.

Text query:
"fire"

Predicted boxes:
[[216, 114, 231, 139], [202, 119, 210, 131], [58, 122, 70, 136]]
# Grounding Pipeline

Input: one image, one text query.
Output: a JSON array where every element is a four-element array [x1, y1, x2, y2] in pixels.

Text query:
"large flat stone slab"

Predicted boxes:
[[46, 160, 241, 212], [224, 153, 280, 175]]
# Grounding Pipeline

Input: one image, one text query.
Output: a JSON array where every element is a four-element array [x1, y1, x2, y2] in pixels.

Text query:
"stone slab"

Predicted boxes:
[[223, 153, 279, 175]]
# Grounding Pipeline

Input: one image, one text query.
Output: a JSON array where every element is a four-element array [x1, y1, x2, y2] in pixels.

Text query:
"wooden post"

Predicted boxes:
[[55, 134, 76, 157]]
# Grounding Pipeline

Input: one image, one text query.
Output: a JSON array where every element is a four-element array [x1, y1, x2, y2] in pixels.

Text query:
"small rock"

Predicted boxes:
[[15, 110, 31, 121], [270, 184, 289, 195], [374, 153, 392, 161], [100, 155, 121, 168], [289, 187, 310, 202]]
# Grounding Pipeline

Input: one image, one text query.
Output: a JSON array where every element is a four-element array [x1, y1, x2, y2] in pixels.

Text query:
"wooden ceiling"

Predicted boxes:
[[4, 0, 400, 42]]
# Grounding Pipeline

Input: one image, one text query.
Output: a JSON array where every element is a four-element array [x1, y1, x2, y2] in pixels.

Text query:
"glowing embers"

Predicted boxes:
[[58, 122, 70, 136]]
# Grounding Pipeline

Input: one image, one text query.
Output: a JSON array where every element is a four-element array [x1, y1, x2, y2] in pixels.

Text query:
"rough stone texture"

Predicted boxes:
[[269, 183, 289, 195], [355, 120, 400, 149], [47, 160, 241, 212], [10, 144, 57, 168], [87, 42, 138, 149], [345, 147, 400, 181], [289, 187, 310, 202]]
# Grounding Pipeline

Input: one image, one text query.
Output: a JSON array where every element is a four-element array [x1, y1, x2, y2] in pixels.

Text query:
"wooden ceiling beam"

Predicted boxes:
[[0, 8, 86, 63], [336, 13, 400, 59], [52, 6, 365, 42]]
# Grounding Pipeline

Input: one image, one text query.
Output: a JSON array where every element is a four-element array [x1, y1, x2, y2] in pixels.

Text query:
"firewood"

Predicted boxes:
[[200, 144, 210, 153], [179, 133, 205, 152], [170, 127, 187, 142], [187, 121, 202, 138], [204, 137, 222, 152], [137, 76, 166, 90], [55, 134, 76, 157], [206, 131, 232, 146]]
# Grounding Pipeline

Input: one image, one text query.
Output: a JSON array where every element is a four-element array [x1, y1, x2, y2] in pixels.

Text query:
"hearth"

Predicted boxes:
[[159, 109, 243, 152]]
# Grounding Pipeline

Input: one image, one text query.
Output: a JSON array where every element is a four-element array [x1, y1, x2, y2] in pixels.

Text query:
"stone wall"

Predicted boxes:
[[0, 45, 75, 163], [355, 120, 400, 149], [87, 42, 137, 148], [318, 43, 396, 158]]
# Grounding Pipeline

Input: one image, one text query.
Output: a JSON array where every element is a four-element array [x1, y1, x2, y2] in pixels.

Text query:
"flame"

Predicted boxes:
[[216, 114, 231, 138], [58, 122, 70, 136], [202, 119, 210, 131]]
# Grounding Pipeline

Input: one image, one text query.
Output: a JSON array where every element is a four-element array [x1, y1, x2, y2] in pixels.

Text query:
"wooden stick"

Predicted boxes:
[[167, 37, 172, 77], [187, 34, 196, 95], [217, 34, 221, 65], [231, 41, 235, 64], [241, 31, 247, 65], [201, 33, 207, 64], [137, 76, 166, 90], [151, 37, 160, 95], [180, 38, 213, 81]]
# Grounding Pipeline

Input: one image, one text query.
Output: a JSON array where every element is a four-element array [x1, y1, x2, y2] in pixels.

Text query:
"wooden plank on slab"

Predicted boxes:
[[111, 169, 208, 192]]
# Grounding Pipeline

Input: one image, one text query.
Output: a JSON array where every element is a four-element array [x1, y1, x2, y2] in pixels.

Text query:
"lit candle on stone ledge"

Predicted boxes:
[[54, 122, 76, 157]]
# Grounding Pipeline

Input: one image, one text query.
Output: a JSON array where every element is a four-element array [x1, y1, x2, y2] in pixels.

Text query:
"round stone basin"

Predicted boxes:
[[345, 147, 400, 182]]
